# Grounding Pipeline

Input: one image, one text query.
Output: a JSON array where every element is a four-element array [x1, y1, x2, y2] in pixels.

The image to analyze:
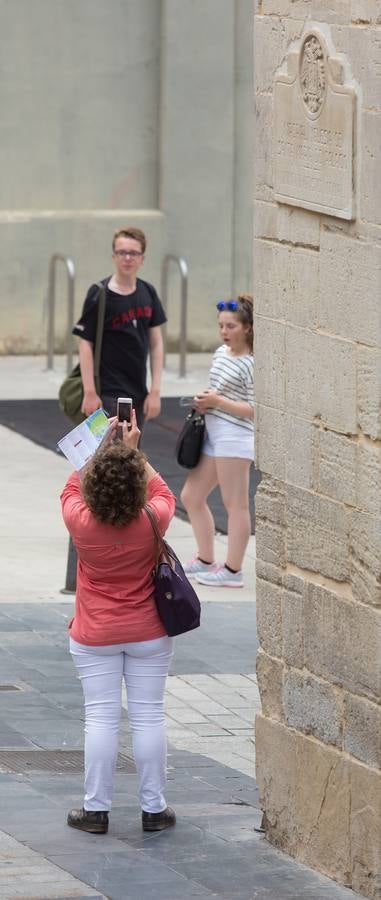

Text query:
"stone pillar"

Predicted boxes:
[[253, 5, 381, 898]]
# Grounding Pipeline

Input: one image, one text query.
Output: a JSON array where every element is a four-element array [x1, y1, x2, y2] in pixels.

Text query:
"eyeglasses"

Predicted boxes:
[[114, 250, 143, 259], [216, 300, 238, 311]]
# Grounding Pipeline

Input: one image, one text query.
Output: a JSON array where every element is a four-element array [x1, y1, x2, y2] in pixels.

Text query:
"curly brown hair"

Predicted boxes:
[[81, 442, 148, 527]]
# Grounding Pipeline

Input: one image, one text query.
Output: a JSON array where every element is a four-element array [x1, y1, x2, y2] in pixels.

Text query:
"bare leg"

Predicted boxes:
[[180, 455, 218, 563], [216, 458, 252, 571]]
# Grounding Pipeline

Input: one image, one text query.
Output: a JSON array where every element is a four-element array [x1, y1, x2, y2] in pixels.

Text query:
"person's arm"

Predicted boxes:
[[119, 415, 158, 482], [79, 339, 102, 417], [146, 473, 176, 533], [143, 326, 164, 420], [194, 390, 253, 420]]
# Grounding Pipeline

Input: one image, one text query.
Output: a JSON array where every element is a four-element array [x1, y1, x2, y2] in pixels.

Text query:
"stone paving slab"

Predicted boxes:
[[0, 831, 107, 899]]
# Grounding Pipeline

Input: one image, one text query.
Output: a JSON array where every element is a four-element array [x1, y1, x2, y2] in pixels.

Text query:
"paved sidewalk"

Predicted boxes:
[[0, 356, 366, 899]]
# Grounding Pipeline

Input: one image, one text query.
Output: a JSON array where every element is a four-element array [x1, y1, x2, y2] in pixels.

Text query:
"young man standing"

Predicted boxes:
[[73, 227, 166, 429]]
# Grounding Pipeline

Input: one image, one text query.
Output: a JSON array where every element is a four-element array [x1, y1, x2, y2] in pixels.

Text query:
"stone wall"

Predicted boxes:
[[0, 0, 253, 353], [253, 3, 381, 898]]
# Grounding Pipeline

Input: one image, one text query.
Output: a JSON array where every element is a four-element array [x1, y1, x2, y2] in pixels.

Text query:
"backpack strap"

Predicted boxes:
[[93, 280, 107, 390]]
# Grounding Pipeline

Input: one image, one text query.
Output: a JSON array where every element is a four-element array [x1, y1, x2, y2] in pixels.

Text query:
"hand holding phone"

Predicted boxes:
[[117, 397, 132, 425], [120, 409, 140, 450]]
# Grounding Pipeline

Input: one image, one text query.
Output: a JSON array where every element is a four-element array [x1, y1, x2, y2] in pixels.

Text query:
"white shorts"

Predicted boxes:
[[202, 413, 254, 460]]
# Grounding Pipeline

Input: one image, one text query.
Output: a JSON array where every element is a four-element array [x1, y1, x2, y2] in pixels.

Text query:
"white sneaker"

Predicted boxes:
[[183, 557, 217, 579], [195, 566, 244, 588]]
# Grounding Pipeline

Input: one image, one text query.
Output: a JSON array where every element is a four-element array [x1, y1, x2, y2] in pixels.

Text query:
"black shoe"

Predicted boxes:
[[67, 807, 109, 834], [142, 806, 176, 832]]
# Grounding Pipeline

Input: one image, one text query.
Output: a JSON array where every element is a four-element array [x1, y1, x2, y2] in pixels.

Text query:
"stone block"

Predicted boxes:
[[282, 590, 304, 668], [350, 762, 381, 898], [256, 404, 318, 490], [361, 110, 381, 227], [262, 0, 311, 16], [286, 484, 351, 581], [254, 94, 273, 202], [254, 240, 319, 329], [285, 416, 318, 490], [284, 246, 320, 329], [255, 558, 284, 587], [257, 717, 381, 895], [283, 669, 343, 747], [351, 0, 381, 24], [256, 650, 284, 721], [254, 200, 320, 247], [311, 0, 352, 22], [256, 578, 283, 658], [253, 239, 286, 320], [255, 715, 299, 855], [254, 16, 304, 95], [276, 204, 320, 248], [318, 429, 357, 506], [256, 405, 285, 480], [357, 347, 381, 440], [356, 441, 381, 518], [256, 716, 351, 882], [286, 327, 357, 433], [346, 24, 381, 109], [344, 693, 381, 768], [256, 521, 286, 568], [254, 318, 286, 410], [283, 571, 304, 593], [256, 409, 318, 489], [304, 583, 381, 702], [350, 511, 381, 608], [253, 200, 277, 241], [297, 740, 352, 883], [319, 230, 381, 346], [255, 475, 286, 524]]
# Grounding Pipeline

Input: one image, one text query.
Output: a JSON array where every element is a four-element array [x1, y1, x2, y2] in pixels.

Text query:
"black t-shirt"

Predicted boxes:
[[72, 277, 166, 401]]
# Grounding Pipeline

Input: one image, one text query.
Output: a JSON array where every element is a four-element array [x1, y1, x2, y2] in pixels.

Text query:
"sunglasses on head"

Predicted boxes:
[[216, 300, 238, 311]]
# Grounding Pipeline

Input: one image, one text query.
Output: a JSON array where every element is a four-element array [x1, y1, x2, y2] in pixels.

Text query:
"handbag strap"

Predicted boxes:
[[93, 280, 107, 381], [144, 504, 172, 568]]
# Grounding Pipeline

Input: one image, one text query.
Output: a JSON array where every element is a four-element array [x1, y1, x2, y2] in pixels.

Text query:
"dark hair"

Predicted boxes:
[[81, 442, 147, 527], [112, 226, 146, 253]]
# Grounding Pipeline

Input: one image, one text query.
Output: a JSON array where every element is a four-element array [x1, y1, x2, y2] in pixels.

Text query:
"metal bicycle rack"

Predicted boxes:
[[161, 254, 188, 378], [46, 253, 76, 373]]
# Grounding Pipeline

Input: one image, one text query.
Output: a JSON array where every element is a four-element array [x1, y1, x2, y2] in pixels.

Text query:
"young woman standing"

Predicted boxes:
[[181, 295, 254, 588]]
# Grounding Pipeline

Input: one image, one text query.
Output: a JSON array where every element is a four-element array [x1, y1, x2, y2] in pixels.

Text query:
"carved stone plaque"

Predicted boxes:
[[274, 30, 356, 220]]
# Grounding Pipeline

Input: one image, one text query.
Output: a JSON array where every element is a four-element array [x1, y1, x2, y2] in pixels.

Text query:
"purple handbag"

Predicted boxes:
[[145, 505, 201, 637]]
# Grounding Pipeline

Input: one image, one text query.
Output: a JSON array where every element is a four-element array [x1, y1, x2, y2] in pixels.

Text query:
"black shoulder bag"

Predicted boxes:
[[175, 409, 205, 469]]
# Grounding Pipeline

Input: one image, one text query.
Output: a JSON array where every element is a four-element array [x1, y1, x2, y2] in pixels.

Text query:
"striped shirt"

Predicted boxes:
[[207, 345, 254, 431]]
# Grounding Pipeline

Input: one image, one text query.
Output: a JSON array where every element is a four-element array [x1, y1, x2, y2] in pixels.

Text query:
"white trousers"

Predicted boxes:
[[70, 636, 174, 813]]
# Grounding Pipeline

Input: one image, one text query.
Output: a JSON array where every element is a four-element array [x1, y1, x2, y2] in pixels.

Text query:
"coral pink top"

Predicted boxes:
[[60, 471, 176, 646]]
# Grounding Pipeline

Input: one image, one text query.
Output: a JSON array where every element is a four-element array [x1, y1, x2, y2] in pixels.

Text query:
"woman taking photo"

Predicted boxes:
[[182, 295, 254, 588], [60, 412, 176, 834]]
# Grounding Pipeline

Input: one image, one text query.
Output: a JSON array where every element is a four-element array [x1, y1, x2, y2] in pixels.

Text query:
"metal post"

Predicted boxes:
[[60, 536, 77, 595], [161, 255, 188, 378], [46, 254, 76, 372]]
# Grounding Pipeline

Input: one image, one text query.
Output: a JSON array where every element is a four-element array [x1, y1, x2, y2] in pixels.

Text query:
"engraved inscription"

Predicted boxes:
[[273, 30, 356, 220], [300, 35, 326, 116]]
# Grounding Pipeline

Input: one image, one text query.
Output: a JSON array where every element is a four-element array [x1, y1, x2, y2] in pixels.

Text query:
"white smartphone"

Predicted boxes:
[[117, 397, 133, 424]]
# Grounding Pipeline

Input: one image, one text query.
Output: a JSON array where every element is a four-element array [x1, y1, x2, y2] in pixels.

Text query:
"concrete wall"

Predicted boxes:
[[253, 3, 381, 898], [0, 0, 253, 354]]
